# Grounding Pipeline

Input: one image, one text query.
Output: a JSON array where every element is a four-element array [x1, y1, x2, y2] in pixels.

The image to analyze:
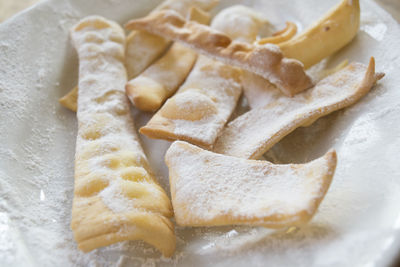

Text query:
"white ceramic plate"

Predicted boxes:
[[1, 0, 400, 266]]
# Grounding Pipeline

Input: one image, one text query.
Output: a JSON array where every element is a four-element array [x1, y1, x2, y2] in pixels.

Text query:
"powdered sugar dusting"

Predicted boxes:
[[167, 141, 333, 225], [213, 63, 371, 159], [211, 5, 268, 43], [72, 17, 149, 190], [162, 6, 266, 146], [173, 116, 222, 143], [99, 181, 136, 213], [124, 0, 217, 78], [170, 56, 241, 145], [68, 15, 174, 258]]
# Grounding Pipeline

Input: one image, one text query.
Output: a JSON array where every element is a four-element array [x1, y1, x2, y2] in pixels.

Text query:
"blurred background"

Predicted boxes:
[[0, 0, 40, 22], [0, 0, 399, 23]]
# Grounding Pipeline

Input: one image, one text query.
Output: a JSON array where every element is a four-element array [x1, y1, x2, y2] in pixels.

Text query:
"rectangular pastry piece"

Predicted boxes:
[[166, 141, 337, 228], [70, 16, 175, 257]]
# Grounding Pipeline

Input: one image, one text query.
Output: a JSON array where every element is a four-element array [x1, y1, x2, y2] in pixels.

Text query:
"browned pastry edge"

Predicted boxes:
[[126, 10, 314, 96]]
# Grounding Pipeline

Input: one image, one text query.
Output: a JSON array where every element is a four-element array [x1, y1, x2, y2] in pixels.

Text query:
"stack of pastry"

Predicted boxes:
[[61, 0, 384, 257]]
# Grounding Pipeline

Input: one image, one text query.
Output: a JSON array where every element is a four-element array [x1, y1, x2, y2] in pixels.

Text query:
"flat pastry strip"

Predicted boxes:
[[124, 30, 170, 79], [126, 42, 197, 112], [125, 0, 218, 78], [256, 22, 297, 45], [70, 16, 175, 256], [166, 141, 337, 228], [213, 58, 384, 159], [126, 7, 210, 112], [58, 0, 218, 111], [139, 6, 267, 148], [125, 9, 313, 96]]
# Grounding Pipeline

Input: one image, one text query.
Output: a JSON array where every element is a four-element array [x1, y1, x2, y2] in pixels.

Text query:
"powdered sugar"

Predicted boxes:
[[211, 5, 268, 43], [99, 181, 136, 213], [70, 17, 176, 258], [166, 141, 334, 226], [172, 116, 221, 144], [213, 62, 376, 159], [170, 56, 242, 145], [124, 0, 217, 78], [149, 6, 265, 146]]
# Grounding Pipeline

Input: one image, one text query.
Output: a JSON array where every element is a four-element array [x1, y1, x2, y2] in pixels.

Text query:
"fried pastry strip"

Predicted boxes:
[[213, 58, 384, 159], [241, 0, 359, 106], [126, 9, 313, 96], [59, 0, 218, 111], [125, 0, 219, 78], [166, 141, 337, 228], [70, 16, 175, 256], [126, 7, 210, 112], [278, 0, 360, 69], [255, 22, 297, 45], [242, 60, 349, 110], [139, 6, 267, 148]]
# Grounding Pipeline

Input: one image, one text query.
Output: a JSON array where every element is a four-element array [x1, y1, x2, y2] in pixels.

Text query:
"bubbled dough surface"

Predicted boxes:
[[70, 16, 175, 256]]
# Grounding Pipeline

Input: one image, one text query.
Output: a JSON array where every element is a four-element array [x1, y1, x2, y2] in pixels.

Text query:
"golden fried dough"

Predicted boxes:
[[70, 16, 175, 257]]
